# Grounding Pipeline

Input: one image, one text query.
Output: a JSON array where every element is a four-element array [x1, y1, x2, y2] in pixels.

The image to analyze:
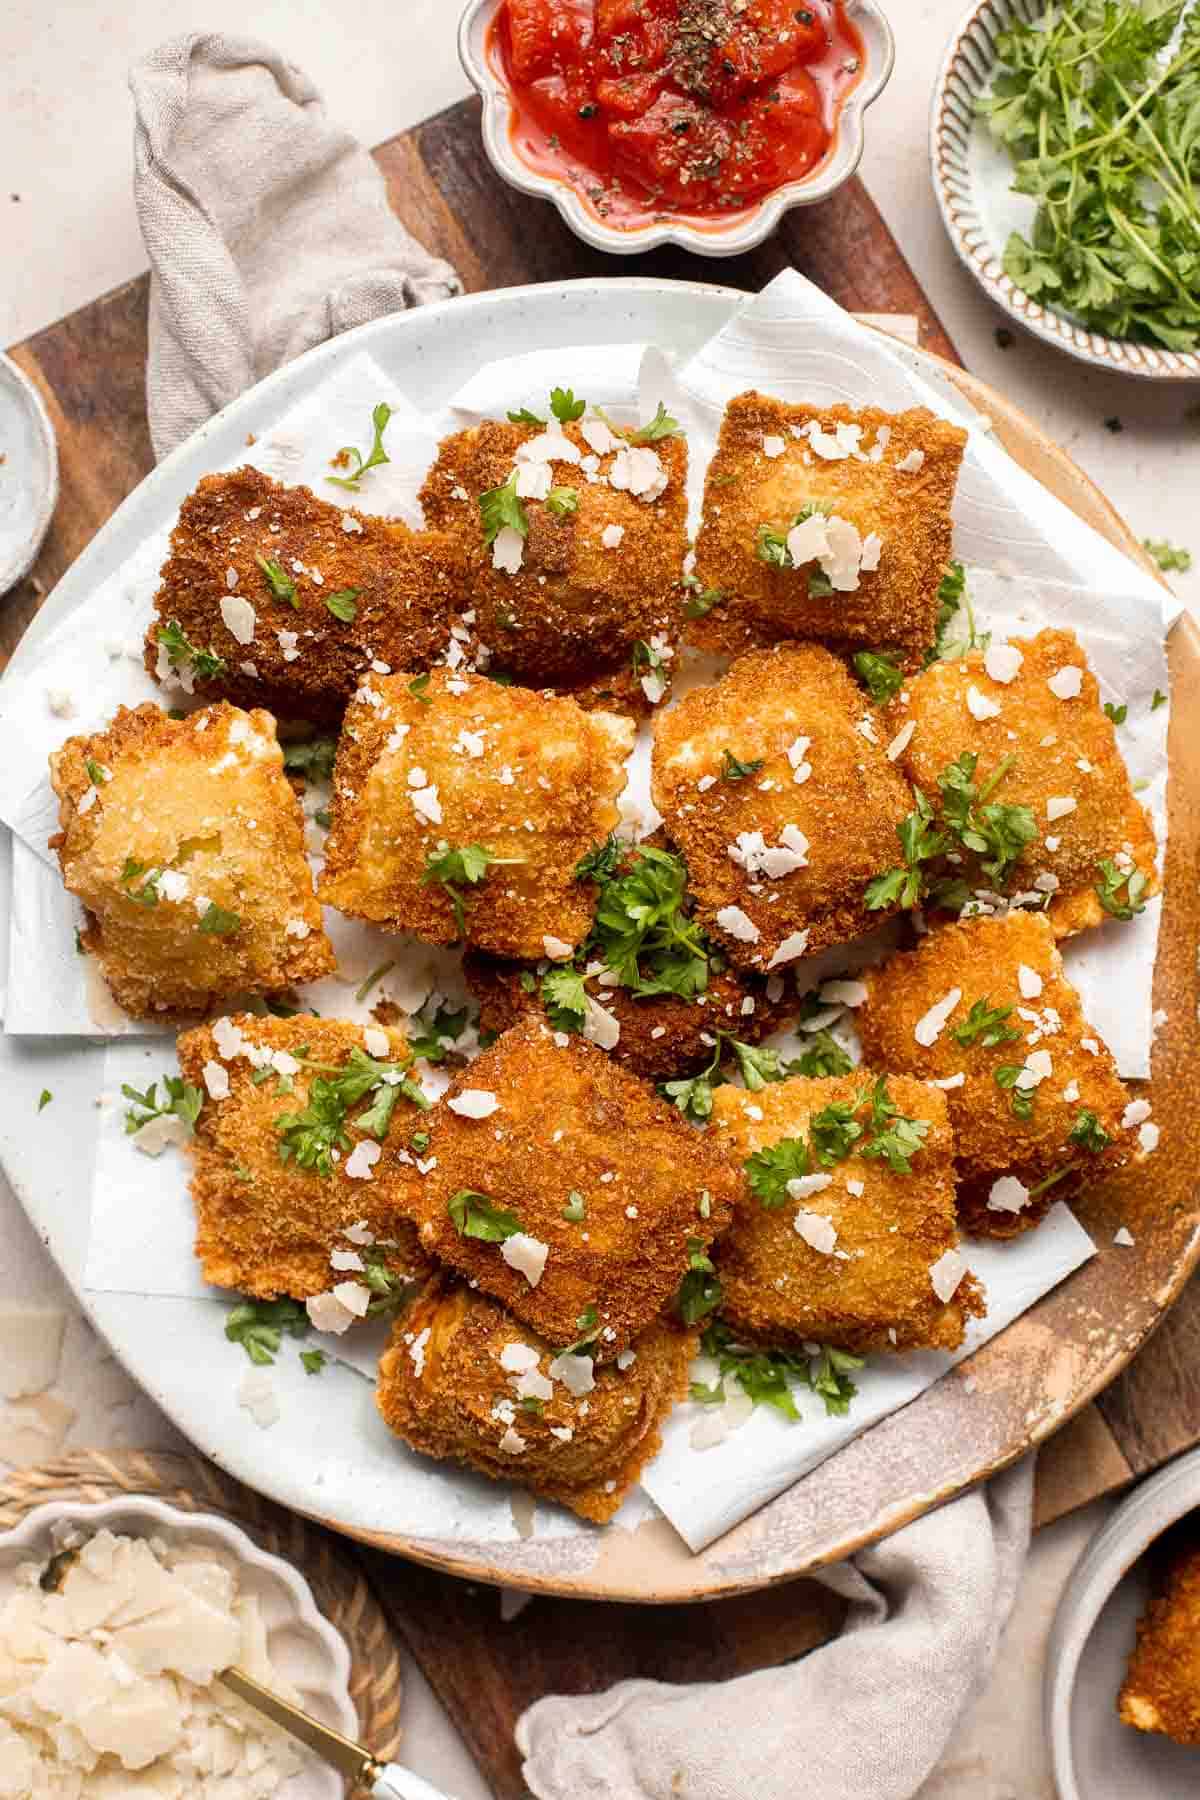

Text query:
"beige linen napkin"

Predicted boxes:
[[518, 1457, 1033, 1800], [129, 32, 461, 461]]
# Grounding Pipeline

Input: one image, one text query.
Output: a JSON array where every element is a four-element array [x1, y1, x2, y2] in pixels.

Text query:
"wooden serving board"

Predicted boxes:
[[6, 94, 1196, 1799]]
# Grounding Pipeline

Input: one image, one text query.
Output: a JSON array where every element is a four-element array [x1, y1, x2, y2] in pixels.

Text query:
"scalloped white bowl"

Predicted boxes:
[[459, 0, 895, 257], [0, 1494, 358, 1799]]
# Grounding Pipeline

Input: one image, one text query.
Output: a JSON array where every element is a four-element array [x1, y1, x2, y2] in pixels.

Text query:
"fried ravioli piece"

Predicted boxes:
[[177, 1014, 431, 1299], [318, 669, 634, 959], [49, 702, 333, 1018], [708, 1073, 984, 1353], [418, 415, 688, 688], [651, 644, 912, 973], [688, 393, 967, 666], [145, 467, 467, 724], [1119, 1539, 1200, 1744], [462, 950, 796, 1082], [886, 626, 1159, 936], [856, 912, 1136, 1238], [403, 1018, 738, 1360], [376, 1277, 694, 1523]]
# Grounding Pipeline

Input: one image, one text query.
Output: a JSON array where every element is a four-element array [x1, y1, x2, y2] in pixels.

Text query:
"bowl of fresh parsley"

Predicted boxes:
[[931, 0, 1200, 378]]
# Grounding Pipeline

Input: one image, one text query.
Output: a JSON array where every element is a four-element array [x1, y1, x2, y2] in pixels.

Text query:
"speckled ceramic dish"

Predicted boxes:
[[931, 0, 1200, 381], [1047, 1449, 1200, 1799], [0, 353, 58, 595], [459, 0, 895, 257]]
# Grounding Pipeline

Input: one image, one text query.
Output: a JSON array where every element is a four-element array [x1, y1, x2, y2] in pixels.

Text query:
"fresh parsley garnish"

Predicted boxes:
[[754, 503, 831, 591], [810, 1100, 864, 1167], [1104, 701, 1128, 726], [729, 1039, 789, 1091], [925, 561, 987, 664], [865, 789, 948, 911], [857, 1076, 929, 1173], [225, 1297, 308, 1366], [1152, 688, 1168, 711], [550, 386, 586, 423], [84, 759, 109, 787], [745, 1136, 811, 1209], [586, 842, 708, 999], [559, 1304, 601, 1356], [575, 834, 626, 884], [480, 472, 529, 545], [541, 965, 589, 1032], [1069, 1108, 1112, 1153], [408, 673, 432, 706], [324, 588, 359, 622], [631, 401, 681, 443], [447, 1190, 523, 1241], [122, 1075, 203, 1136], [275, 1048, 428, 1175], [995, 1064, 1034, 1120], [661, 1038, 723, 1124], [421, 842, 519, 935], [198, 902, 241, 937], [562, 1189, 587, 1222], [952, 997, 1022, 1049], [676, 1239, 722, 1324], [938, 752, 1037, 889], [327, 402, 393, 492], [300, 1348, 327, 1375], [1095, 857, 1149, 921], [681, 576, 723, 619], [631, 638, 671, 697], [853, 650, 905, 704], [508, 405, 547, 426], [720, 749, 765, 782], [38, 1090, 52, 1112], [408, 998, 470, 1063], [254, 554, 298, 608], [159, 618, 228, 682], [283, 735, 338, 782], [791, 1029, 854, 1079], [691, 1322, 862, 1419], [119, 857, 162, 908], [545, 485, 579, 515]]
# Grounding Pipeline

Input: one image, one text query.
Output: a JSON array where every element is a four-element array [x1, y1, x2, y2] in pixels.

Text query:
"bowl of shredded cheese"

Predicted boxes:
[[0, 1495, 357, 1798]]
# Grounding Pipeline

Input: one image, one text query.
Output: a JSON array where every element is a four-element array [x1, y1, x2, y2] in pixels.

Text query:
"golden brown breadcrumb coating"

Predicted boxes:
[[1119, 1539, 1200, 1745], [708, 1073, 984, 1353], [177, 1014, 430, 1299], [886, 626, 1159, 936], [855, 912, 1135, 1238], [462, 949, 796, 1082], [418, 417, 688, 687], [145, 466, 467, 723], [398, 1017, 739, 1360], [688, 394, 967, 666], [49, 702, 333, 1019], [651, 644, 912, 973], [317, 668, 633, 959], [376, 1277, 694, 1523]]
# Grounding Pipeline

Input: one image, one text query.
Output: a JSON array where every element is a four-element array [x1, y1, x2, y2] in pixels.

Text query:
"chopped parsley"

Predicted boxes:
[[720, 749, 765, 782], [853, 650, 904, 704], [283, 735, 338, 782], [952, 997, 1022, 1049], [275, 1048, 429, 1175], [865, 789, 948, 911], [541, 965, 589, 1032], [422, 842, 519, 935], [810, 1100, 863, 1166], [545, 485, 579, 515], [691, 1322, 862, 1419], [480, 472, 529, 545], [254, 554, 298, 608], [585, 841, 708, 999], [1103, 701, 1128, 726], [198, 902, 241, 937], [158, 618, 228, 681], [300, 1349, 327, 1375], [408, 998, 470, 1063], [562, 1189, 587, 1222], [995, 1064, 1035, 1120], [857, 1076, 930, 1173], [575, 834, 625, 884], [631, 401, 681, 443], [939, 752, 1037, 888], [225, 1297, 309, 1366], [729, 1039, 788, 1091], [550, 386, 586, 423], [925, 561, 986, 664], [631, 638, 671, 697], [676, 1239, 722, 1324], [791, 1028, 854, 1079], [1096, 857, 1149, 921], [408, 673, 432, 706], [119, 857, 162, 907], [84, 759, 110, 787], [745, 1135, 811, 1209], [507, 405, 547, 426], [661, 1038, 723, 1124], [327, 401, 393, 492], [754, 503, 831, 591], [681, 577, 722, 619], [1069, 1109, 1112, 1153], [1152, 688, 1168, 711], [122, 1075, 203, 1137], [324, 588, 359, 622], [447, 1190, 523, 1241], [37, 1090, 52, 1112], [559, 1304, 601, 1356]]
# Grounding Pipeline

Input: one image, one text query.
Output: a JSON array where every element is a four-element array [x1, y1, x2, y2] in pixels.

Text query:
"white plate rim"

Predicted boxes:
[[0, 352, 60, 594]]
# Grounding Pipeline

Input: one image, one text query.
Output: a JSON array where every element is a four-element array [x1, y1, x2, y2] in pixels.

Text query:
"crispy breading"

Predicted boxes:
[[462, 950, 796, 1082], [688, 394, 967, 666], [707, 1073, 984, 1353], [177, 1014, 431, 1299], [886, 626, 1159, 936], [855, 912, 1135, 1237], [48, 702, 333, 1019], [317, 668, 634, 959], [144, 467, 467, 724], [418, 418, 688, 687], [1119, 1538, 1200, 1744], [376, 1276, 694, 1523], [398, 1017, 739, 1360], [651, 644, 912, 973]]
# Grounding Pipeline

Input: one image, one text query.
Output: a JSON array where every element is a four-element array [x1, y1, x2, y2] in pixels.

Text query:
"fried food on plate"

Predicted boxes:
[[651, 643, 912, 973], [886, 626, 1159, 936], [317, 668, 633, 960], [49, 702, 333, 1018], [376, 1276, 694, 1523], [1119, 1538, 1200, 1745], [708, 1072, 984, 1353], [856, 912, 1137, 1238], [400, 1017, 739, 1360], [418, 413, 688, 691], [687, 393, 967, 666], [177, 1014, 431, 1302], [462, 948, 796, 1082], [145, 466, 467, 723]]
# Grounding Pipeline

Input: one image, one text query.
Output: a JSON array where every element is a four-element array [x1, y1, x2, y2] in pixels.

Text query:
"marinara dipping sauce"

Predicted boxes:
[[488, 0, 864, 232]]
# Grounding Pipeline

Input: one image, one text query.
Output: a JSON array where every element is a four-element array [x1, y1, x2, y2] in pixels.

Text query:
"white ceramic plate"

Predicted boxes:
[[931, 0, 1200, 381], [0, 1493, 357, 1799], [0, 353, 58, 594], [1046, 1448, 1200, 1799]]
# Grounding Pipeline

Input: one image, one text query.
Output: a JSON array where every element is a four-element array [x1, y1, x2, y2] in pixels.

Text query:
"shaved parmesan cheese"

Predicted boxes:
[[728, 824, 810, 878], [549, 1350, 596, 1395], [1114, 1227, 1135, 1247], [716, 906, 760, 944], [0, 1305, 65, 1400], [1015, 1049, 1053, 1090], [601, 523, 625, 549], [823, 515, 868, 590], [1017, 964, 1043, 999], [219, 594, 256, 644], [501, 1233, 549, 1287], [500, 1343, 540, 1374], [966, 684, 1001, 721], [201, 1060, 229, 1101], [580, 415, 619, 455], [984, 643, 1023, 684], [767, 930, 811, 969], [932, 1072, 966, 1090], [515, 461, 552, 501], [492, 526, 525, 574], [130, 1113, 191, 1157], [1123, 1098, 1152, 1128], [330, 1248, 365, 1272], [887, 720, 915, 760], [238, 1367, 280, 1429], [915, 987, 962, 1046], [411, 783, 442, 826], [988, 1175, 1031, 1214], [820, 978, 868, 1007], [929, 1249, 966, 1302], [793, 1209, 838, 1253], [448, 1088, 500, 1119], [762, 434, 787, 458], [785, 511, 831, 568], [1048, 665, 1083, 700], [1139, 1121, 1160, 1153], [1046, 795, 1076, 821], [860, 532, 883, 572], [894, 448, 925, 474], [157, 869, 189, 902], [582, 994, 621, 1050], [609, 445, 668, 501], [542, 934, 574, 960], [846, 1179, 865, 1197], [517, 428, 581, 466], [857, 713, 879, 744], [498, 1426, 528, 1455], [363, 1025, 390, 1058], [345, 1140, 381, 1180]]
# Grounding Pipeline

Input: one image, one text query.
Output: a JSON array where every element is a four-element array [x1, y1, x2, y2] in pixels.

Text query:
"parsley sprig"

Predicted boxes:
[[283, 735, 338, 782], [480, 472, 530, 545], [255, 554, 298, 609], [275, 1048, 429, 1175], [585, 841, 709, 999], [853, 650, 904, 703], [159, 618, 227, 682], [676, 1238, 723, 1324], [447, 1190, 523, 1241], [867, 752, 1036, 911], [421, 842, 523, 935], [225, 1298, 308, 1366], [691, 1322, 863, 1419], [720, 749, 765, 782], [123, 1075, 203, 1137], [952, 998, 1021, 1049], [1069, 1108, 1112, 1153], [865, 790, 949, 911], [1096, 857, 1149, 920], [924, 561, 987, 665], [327, 402, 394, 492], [744, 1076, 930, 1202]]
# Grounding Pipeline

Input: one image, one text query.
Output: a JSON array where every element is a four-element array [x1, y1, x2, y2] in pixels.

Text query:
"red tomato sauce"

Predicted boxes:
[[489, 0, 864, 233]]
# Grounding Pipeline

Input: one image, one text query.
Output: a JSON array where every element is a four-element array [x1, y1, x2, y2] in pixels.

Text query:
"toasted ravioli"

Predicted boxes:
[[177, 1015, 430, 1299], [688, 394, 967, 665], [49, 703, 333, 1018], [1119, 1539, 1200, 1745], [318, 669, 633, 959], [856, 913, 1136, 1237], [708, 1073, 983, 1353], [887, 627, 1159, 935], [418, 416, 688, 689], [145, 467, 467, 723], [376, 1277, 694, 1523], [401, 1018, 739, 1360], [651, 644, 912, 972], [462, 950, 796, 1082]]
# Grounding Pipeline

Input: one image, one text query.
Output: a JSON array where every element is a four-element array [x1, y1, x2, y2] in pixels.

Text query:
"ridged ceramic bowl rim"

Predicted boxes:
[[0, 1493, 358, 1774], [931, 0, 1200, 381], [458, 0, 895, 257]]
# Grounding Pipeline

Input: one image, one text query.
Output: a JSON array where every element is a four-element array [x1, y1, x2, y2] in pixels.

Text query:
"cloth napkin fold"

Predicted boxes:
[[129, 32, 461, 461], [517, 1457, 1033, 1800]]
